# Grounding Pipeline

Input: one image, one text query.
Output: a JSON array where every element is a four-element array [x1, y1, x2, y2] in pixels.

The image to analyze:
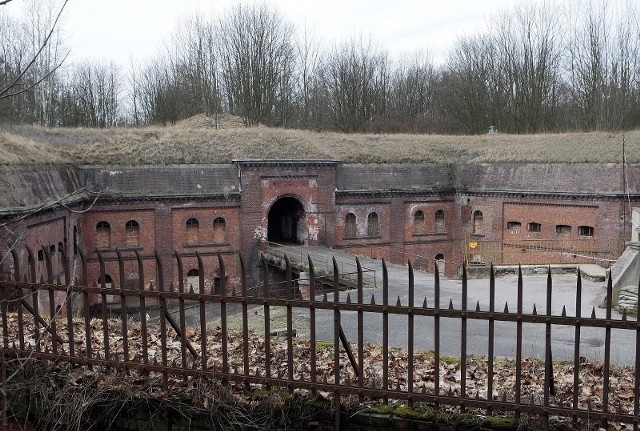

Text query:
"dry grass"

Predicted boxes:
[[1, 114, 639, 165]]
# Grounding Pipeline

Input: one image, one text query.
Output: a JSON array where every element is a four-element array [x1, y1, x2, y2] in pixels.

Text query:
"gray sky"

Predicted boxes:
[[60, 0, 511, 67]]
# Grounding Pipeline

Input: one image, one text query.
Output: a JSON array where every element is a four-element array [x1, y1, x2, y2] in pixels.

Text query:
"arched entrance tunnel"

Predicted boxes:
[[268, 197, 305, 244]]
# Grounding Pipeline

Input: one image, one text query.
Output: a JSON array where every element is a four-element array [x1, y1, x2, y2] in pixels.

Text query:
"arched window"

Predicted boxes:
[[413, 210, 426, 235], [435, 210, 445, 233], [125, 220, 140, 247], [507, 221, 521, 233], [213, 217, 226, 244], [186, 218, 199, 244], [578, 226, 594, 237], [96, 221, 111, 248], [367, 212, 379, 237], [473, 210, 483, 234], [527, 222, 541, 233], [345, 213, 356, 238]]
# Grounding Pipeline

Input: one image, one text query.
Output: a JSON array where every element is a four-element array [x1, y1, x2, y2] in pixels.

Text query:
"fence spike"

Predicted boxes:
[[278, 368, 284, 379], [396, 380, 401, 391], [422, 384, 427, 394], [396, 296, 402, 307], [172, 358, 177, 368], [448, 387, 454, 397], [323, 293, 328, 302], [561, 305, 567, 317], [422, 298, 428, 308], [323, 374, 327, 384], [255, 367, 261, 377], [475, 300, 480, 312], [532, 304, 537, 315], [346, 293, 351, 304], [370, 295, 376, 305], [475, 391, 480, 400], [621, 309, 627, 321], [153, 357, 158, 366], [189, 284, 194, 294], [591, 307, 596, 319], [502, 392, 507, 403], [503, 302, 509, 313], [192, 360, 197, 370]]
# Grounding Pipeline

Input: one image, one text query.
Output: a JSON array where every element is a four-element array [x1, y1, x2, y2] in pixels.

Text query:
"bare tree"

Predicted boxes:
[[566, 0, 640, 131], [216, 3, 295, 126], [387, 51, 437, 133], [293, 22, 324, 130], [57, 60, 120, 127], [324, 35, 390, 132], [0, 0, 68, 125]]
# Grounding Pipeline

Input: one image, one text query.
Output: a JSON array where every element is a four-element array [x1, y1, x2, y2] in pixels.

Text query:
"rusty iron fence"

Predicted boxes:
[[1, 245, 640, 430]]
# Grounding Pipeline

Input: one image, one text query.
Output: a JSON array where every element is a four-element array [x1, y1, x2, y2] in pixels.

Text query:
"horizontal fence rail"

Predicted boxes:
[[0, 245, 639, 430]]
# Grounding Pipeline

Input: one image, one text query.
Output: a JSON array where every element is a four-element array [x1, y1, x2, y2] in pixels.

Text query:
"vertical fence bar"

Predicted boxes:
[[156, 251, 168, 390], [78, 250, 91, 365], [382, 260, 389, 404], [602, 271, 613, 424], [543, 268, 553, 430], [285, 256, 293, 388], [177, 253, 187, 369], [308, 256, 317, 393], [515, 266, 523, 416], [573, 269, 582, 425], [61, 248, 74, 358], [116, 250, 129, 365], [96, 250, 109, 362], [260, 255, 271, 382], [333, 257, 341, 430], [9, 250, 21, 349], [407, 260, 414, 405], [218, 253, 228, 380], [434, 259, 441, 404], [26, 246, 40, 352], [487, 264, 495, 411], [240, 255, 250, 388], [356, 258, 364, 399], [460, 263, 467, 409], [635, 267, 640, 431], [196, 252, 207, 369], [135, 251, 148, 367], [43, 247, 58, 355]]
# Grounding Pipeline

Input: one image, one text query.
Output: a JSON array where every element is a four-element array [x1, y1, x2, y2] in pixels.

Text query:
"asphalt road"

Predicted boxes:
[[284, 246, 634, 366]]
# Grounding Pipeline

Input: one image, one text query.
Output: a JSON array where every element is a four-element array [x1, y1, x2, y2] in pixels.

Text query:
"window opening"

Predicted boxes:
[[413, 210, 426, 235], [507, 221, 521, 233], [367, 212, 379, 237], [435, 210, 445, 233], [578, 226, 594, 237], [345, 213, 356, 238], [556, 225, 572, 236], [527, 222, 541, 233], [213, 217, 226, 244], [473, 210, 483, 234], [125, 220, 140, 247], [186, 218, 199, 244], [96, 221, 111, 248]]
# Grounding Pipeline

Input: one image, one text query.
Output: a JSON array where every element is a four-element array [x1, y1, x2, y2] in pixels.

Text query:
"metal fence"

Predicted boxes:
[[1, 246, 639, 430]]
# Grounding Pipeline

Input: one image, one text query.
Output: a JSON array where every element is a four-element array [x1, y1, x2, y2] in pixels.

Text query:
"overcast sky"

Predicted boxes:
[[57, 0, 512, 68]]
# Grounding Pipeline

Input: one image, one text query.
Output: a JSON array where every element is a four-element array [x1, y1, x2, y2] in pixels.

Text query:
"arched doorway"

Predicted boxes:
[[268, 197, 305, 244]]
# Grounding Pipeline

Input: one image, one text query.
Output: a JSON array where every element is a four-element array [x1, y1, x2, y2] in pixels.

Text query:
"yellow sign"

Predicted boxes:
[[469, 241, 478, 249]]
